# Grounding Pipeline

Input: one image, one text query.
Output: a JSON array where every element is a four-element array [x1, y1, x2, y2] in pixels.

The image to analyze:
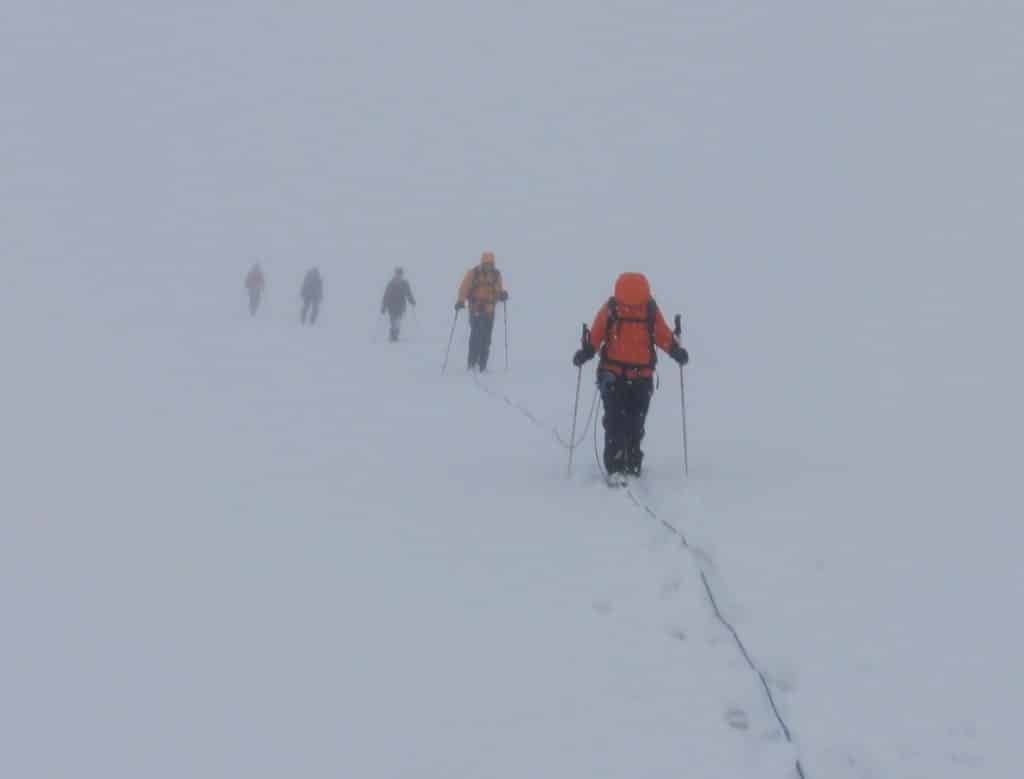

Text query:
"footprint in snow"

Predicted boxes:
[[667, 626, 687, 641], [950, 752, 982, 767], [724, 707, 750, 731], [659, 578, 681, 599]]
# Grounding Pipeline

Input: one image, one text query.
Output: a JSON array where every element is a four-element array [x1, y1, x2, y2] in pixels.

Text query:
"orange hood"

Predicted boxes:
[[614, 273, 651, 305]]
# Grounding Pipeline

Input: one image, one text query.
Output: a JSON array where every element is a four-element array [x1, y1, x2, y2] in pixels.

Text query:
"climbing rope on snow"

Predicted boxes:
[[555, 386, 599, 450], [471, 373, 599, 451], [468, 375, 809, 779]]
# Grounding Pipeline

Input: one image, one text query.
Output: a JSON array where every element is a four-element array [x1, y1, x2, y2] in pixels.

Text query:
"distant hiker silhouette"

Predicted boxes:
[[245, 263, 265, 316], [381, 267, 416, 342], [300, 267, 323, 325]]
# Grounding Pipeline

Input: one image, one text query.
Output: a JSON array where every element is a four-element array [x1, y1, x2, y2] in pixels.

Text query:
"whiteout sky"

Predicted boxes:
[[3, 2, 1022, 777]]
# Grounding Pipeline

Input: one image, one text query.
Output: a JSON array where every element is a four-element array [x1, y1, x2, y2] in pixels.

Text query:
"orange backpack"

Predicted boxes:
[[601, 297, 658, 371]]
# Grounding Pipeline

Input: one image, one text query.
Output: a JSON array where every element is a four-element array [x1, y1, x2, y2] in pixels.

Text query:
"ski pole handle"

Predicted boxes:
[[673, 314, 682, 339], [581, 322, 590, 348]]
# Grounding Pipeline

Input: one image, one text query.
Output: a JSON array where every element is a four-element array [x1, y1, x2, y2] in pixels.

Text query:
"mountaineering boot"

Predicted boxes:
[[606, 471, 628, 488], [605, 448, 626, 479]]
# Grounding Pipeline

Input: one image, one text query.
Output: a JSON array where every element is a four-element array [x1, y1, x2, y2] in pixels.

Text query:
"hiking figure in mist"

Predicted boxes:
[[245, 263, 265, 316], [300, 267, 323, 325], [381, 267, 416, 342], [572, 273, 688, 483], [455, 251, 507, 371]]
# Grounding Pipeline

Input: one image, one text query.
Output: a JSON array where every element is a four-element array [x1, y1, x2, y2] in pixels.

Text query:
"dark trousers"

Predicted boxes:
[[248, 289, 261, 316], [301, 298, 320, 325], [467, 312, 495, 370], [599, 372, 653, 475], [386, 307, 405, 341]]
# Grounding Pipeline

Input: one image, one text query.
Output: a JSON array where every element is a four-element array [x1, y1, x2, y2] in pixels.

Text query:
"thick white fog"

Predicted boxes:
[[3, 2, 1022, 777]]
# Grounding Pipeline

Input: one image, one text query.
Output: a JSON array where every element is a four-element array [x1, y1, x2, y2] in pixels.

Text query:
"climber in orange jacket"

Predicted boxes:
[[573, 272, 688, 480], [455, 251, 508, 371]]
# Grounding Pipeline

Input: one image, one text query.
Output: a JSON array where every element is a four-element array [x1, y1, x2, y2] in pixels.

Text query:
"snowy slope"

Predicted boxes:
[[3, 283, 798, 778], [4, 2, 1024, 777]]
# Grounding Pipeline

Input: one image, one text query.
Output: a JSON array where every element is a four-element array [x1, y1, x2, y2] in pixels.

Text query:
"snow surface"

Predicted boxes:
[[3, 2, 1023, 777]]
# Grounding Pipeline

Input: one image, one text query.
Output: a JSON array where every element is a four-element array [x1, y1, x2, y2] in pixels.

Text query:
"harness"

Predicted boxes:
[[600, 297, 657, 377]]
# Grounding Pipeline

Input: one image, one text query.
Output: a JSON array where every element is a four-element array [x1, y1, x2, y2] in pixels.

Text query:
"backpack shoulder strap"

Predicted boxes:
[[600, 297, 617, 362]]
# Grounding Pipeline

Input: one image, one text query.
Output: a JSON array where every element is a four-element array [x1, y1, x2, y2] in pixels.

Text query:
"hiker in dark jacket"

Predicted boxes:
[[380, 267, 416, 342], [300, 267, 323, 325]]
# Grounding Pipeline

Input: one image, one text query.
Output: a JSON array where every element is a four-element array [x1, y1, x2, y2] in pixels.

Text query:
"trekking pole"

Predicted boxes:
[[503, 300, 509, 371], [674, 314, 689, 476], [567, 324, 589, 479], [442, 309, 460, 373]]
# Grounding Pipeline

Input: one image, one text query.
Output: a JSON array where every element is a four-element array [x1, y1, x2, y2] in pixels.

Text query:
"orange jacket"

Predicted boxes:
[[588, 273, 675, 378], [457, 256, 505, 316]]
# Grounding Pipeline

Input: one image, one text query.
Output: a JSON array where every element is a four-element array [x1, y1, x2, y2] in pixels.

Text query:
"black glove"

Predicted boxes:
[[573, 345, 595, 367], [669, 344, 689, 366], [499, 290, 509, 302], [455, 301, 465, 311]]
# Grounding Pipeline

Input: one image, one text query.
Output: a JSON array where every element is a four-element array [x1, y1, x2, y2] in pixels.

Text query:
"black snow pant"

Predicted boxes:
[[599, 371, 653, 476], [248, 289, 261, 316], [386, 306, 405, 342], [467, 312, 495, 370], [301, 297, 320, 325]]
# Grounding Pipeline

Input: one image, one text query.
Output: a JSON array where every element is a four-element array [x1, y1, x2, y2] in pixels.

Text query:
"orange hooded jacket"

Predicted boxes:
[[457, 252, 505, 316], [588, 273, 675, 379]]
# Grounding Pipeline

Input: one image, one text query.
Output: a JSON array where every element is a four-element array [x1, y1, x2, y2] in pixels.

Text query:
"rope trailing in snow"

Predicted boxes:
[[471, 373, 599, 451], [555, 387, 599, 449], [699, 569, 806, 779], [470, 374, 809, 779], [626, 485, 808, 779]]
